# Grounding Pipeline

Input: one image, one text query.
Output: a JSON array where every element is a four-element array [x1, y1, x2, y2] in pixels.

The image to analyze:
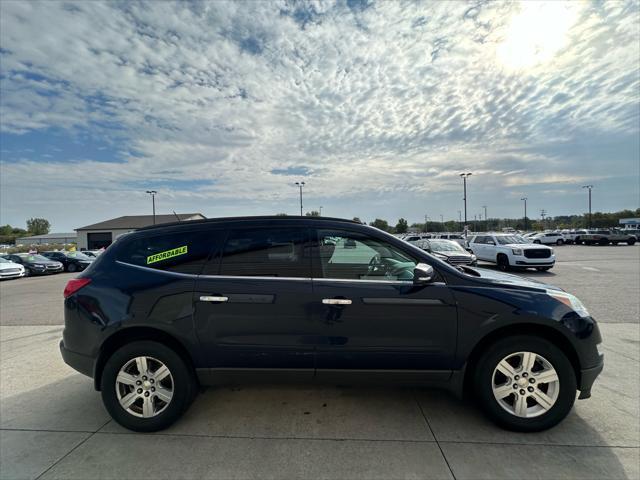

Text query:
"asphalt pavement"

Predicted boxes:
[[0, 244, 638, 479]]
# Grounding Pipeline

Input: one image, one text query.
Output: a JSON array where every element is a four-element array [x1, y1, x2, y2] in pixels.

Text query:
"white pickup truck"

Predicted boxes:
[[468, 234, 555, 271]]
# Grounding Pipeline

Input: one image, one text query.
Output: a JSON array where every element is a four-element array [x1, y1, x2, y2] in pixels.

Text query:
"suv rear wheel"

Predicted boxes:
[[473, 335, 576, 432], [101, 341, 197, 432]]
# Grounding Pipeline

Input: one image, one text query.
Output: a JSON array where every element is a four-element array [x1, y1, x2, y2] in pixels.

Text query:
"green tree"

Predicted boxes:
[[369, 218, 392, 232], [26, 218, 51, 235], [395, 218, 408, 233], [305, 210, 320, 217], [352, 217, 363, 224], [275, 213, 288, 216], [0, 225, 12, 236]]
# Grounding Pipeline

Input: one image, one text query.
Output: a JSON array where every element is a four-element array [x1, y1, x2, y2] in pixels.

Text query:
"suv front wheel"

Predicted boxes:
[[474, 335, 576, 432], [101, 341, 197, 432]]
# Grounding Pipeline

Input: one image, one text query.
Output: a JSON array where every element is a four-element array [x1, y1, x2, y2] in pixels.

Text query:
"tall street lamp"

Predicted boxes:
[[459, 172, 472, 236], [145, 190, 157, 224], [521, 197, 528, 230], [582, 185, 594, 228], [482, 205, 487, 232], [295, 181, 305, 216], [319, 206, 323, 216]]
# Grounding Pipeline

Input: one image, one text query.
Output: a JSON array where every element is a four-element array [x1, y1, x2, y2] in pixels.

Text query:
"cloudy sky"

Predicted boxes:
[[1, 0, 638, 231]]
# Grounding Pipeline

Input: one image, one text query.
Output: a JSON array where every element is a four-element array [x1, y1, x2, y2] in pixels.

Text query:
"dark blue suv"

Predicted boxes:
[[60, 216, 603, 432]]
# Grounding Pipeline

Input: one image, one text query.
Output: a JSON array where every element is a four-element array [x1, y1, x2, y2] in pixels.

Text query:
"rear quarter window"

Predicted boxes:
[[116, 229, 221, 275]]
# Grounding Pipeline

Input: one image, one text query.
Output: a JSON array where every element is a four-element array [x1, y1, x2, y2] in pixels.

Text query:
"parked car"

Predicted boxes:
[[579, 230, 637, 246], [530, 232, 565, 245], [415, 239, 477, 266], [564, 230, 588, 244], [2, 253, 64, 276], [404, 234, 432, 243], [60, 216, 602, 433], [42, 251, 94, 272], [0, 256, 26, 280], [82, 250, 105, 258], [468, 234, 555, 271]]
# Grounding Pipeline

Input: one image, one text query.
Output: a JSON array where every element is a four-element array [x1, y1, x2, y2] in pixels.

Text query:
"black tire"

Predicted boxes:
[[67, 263, 77, 273], [23, 268, 30, 277], [473, 335, 577, 432], [497, 254, 510, 271], [574, 237, 580, 244], [628, 239, 636, 246], [533, 240, 541, 244], [556, 239, 564, 246], [536, 267, 552, 271], [598, 238, 608, 246], [101, 341, 197, 432]]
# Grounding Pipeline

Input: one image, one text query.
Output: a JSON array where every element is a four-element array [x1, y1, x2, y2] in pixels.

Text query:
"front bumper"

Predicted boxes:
[[60, 339, 95, 379], [578, 354, 604, 399], [515, 260, 555, 266]]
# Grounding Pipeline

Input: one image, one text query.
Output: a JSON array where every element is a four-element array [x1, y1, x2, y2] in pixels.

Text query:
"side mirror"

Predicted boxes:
[[413, 263, 435, 284]]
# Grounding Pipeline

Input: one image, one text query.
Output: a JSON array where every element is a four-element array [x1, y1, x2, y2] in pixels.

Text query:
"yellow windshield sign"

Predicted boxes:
[[146, 246, 188, 265]]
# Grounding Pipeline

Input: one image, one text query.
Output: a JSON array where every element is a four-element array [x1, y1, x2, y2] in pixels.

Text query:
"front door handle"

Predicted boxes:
[[322, 298, 352, 305], [199, 295, 229, 302]]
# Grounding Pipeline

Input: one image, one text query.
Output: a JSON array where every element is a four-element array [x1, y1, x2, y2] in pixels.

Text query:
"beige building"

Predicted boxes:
[[75, 213, 205, 250]]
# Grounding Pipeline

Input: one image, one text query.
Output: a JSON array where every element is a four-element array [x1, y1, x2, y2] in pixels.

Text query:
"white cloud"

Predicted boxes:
[[0, 0, 638, 228]]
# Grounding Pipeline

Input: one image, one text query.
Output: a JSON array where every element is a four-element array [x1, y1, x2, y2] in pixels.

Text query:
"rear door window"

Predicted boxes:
[[217, 227, 310, 278], [117, 229, 221, 275]]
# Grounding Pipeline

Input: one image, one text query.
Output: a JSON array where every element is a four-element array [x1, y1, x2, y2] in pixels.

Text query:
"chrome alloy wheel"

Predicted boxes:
[[115, 356, 174, 418], [492, 351, 560, 418]]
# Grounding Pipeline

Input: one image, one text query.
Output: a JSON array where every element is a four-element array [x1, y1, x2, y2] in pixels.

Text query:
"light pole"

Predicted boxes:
[[482, 206, 487, 232], [521, 197, 528, 230], [458, 210, 462, 231], [319, 206, 323, 216], [440, 214, 444, 231], [145, 190, 157, 224], [459, 173, 472, 236], [295, 181, 305, 216], [582, 185, 593, 228]]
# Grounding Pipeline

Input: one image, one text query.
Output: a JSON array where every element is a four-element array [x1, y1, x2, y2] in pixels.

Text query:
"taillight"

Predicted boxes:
[[64, 278, 91, 298]]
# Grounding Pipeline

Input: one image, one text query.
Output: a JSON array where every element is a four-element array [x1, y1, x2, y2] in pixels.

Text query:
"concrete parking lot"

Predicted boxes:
[[1, 245, 639, 479]]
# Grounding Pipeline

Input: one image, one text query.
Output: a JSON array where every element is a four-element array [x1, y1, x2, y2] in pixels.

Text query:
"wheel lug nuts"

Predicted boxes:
[[136, 380, 141, 385], [522, 373, 528, 378], [151, 387, 155, 392], [520, 389, 525, 395], [137, 388, 142, 394], [144, 392, 150, 397], [528, 386, 534, 392], [142, 376, 147, 380], [514, 375, 519, 380], [150, 379, 154, 384], [529, 378, 535, 384], [513, 384, 518, 389]]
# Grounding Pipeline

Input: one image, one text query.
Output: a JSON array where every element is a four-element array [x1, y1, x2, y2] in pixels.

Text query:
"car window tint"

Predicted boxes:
[[117, 230, 219, 274], [219, 227, 310, 278], [314, 229, 416, 281]]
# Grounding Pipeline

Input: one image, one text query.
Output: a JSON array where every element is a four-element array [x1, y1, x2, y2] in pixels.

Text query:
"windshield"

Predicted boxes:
[[66, 251, 92, 260], [496, 235, 523, 245], [429, 240, 465, 252], [17, 254, 50, 262], [0, 257, 12, 263]]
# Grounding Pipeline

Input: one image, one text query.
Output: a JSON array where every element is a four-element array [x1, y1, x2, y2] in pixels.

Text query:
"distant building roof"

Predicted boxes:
[[18, 233, 77, 240], [619, 218, 640, 225], [76, 213, 205, 231]]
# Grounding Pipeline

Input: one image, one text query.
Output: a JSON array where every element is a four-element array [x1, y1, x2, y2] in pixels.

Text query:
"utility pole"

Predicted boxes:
[[424, 214, 429, 233], [295, 181, 305, 216], [541, 209, 547, 228], [319, 206, 323, 216], [482, 205, 487, 232], [145, 190, 157, 224], [582, 185, 593, 228], [521, 197, 528, 230], [440, 214, 444, 232], [459, 173, 472, 236]]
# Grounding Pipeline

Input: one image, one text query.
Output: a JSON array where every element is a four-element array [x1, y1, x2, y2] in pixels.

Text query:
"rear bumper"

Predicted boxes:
[[60, 339, 95, 379], [578, 354, 604, 399]]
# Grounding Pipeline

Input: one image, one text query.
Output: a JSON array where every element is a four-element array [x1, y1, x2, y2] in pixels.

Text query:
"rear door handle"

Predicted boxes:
[[322, 298, 352, 305], [199, 295, 229, 303]]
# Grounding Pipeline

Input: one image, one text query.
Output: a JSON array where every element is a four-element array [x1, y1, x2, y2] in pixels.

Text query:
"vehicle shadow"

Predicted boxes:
[[0, 376, 634, 479], [477, 263, 557, 277]]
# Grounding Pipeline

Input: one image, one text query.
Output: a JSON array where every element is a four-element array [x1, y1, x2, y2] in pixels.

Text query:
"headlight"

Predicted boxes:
[[550, 248, 554, 254], [512, 248, 523, 255], [547, 290, 590, 317], [471, 254, 477, 261], [33, 264, 44, 268]]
